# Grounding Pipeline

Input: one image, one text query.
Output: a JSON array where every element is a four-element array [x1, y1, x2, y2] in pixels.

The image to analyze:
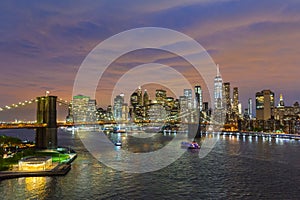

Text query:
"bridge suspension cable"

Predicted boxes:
[[0, 98, 37, 112], [0, 96, 71, 112]]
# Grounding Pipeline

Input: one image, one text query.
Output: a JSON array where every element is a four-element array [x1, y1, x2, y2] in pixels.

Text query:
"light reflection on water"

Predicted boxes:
[[0, 129, 300, 199], [4, 176, 50, 199]]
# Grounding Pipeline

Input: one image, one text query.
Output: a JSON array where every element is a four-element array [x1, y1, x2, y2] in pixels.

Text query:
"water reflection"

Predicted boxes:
[[106, 131, 176, 153], [9, 177, 50, 199], [0, 130, 300, 199], [25, 177, 46, 193], [221, 133, 299, 165]]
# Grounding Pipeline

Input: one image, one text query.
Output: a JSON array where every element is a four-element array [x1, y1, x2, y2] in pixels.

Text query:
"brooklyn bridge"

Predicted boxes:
[[0, 95, 113, 149]]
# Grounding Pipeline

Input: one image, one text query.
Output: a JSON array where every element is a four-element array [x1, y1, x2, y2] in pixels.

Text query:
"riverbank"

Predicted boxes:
[[220, 131, 300, 140]]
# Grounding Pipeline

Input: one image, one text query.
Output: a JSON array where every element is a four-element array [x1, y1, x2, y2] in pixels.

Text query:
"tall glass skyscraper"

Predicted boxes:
[[184, 89, 193, 109], [194, 85, 202, 111], [256, 90, 274, 120], [248, 98, 253, 119], [137, 86, 143, 107], [155, 89, 166, 105], [232, 87, 239, 114], [87, 99, 97, 122], [72, 95, 93, 123], [223, 82, 231, 113], [113, 93, 124, 121], [214, 65, 223, 110]]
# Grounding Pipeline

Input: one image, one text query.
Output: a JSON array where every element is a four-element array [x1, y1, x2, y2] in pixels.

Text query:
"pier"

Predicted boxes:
[[0, 163, 71, 181]]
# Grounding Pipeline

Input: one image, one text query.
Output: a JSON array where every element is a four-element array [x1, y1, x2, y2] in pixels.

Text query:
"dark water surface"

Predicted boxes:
[[0, 129, 299, 199]]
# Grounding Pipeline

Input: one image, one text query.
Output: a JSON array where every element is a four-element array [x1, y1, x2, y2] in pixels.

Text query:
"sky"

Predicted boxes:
[[1, 0, 300, 120]]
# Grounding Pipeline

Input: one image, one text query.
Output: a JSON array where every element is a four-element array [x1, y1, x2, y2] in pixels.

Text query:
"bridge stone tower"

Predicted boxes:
[[36, 95, 57, 149]]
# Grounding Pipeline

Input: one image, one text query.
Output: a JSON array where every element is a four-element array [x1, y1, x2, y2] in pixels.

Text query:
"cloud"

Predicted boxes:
[[167, 0, 300, 106], [124, 0, 238, 13], [0, 0, 300, 110]]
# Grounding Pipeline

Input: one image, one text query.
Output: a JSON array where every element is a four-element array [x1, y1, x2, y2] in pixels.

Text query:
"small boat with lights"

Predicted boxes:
[[181, 141, 200, 149], [114, 141, 122, 146]]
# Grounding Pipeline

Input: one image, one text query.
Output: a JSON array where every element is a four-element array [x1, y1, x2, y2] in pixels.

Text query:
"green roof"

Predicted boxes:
[[73, 95, 90, 99]]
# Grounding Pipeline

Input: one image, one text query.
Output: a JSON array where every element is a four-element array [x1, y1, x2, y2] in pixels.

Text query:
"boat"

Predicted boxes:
[[103, 126, 114, 133], [113, 129, 126, 134], [114, 141, 122, 146], [181, 141, 200, 149], [113, 126, 126, 133]]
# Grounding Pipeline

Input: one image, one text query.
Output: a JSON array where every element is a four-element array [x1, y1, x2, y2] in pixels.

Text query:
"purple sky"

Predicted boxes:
[[1, 0, 300, 120]]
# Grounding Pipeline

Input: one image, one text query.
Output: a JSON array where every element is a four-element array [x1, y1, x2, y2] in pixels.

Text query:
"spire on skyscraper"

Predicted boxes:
[[278, 94, 285, 107], [214, 64, 223, 109], [216, 64, 220, 77]]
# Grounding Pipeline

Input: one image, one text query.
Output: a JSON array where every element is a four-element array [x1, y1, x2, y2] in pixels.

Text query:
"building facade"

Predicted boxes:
[[256, 90, 274, 120], [72, 95, 89, 123], [194, 85, 203, 111], [232, 87, 239, 115], [223, 82, 231, 113], [113, 93, 124, 121]]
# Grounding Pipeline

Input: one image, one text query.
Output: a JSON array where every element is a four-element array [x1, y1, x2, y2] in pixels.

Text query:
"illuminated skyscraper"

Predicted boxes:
[[165, 97, 175, 108], [131, 88, 150, 122], [148, 102, 167, 123], [156, 89, 166, 105], [214, 65, 223, 109], [137, 86, 143, 107], [122, 103, 129, 122], [87, 99, 97, 122], [179, 96, 188, 111], [130, 91, 138, 108], [232, 87, 239, 114], [179, 95, 188, 122], [107, 105, 113, 120], [223, 82, 231, 113], [194, 85, 203, 111], [256, 90, 274, 120], [248, 98, 253, 119], [238, 102, 242, 115], [114, 93, 124, 121], [277, 94, 285, 108], [143, 89, 149, 106], [184, 89, 193, 109], [72, 95, 90, 123]]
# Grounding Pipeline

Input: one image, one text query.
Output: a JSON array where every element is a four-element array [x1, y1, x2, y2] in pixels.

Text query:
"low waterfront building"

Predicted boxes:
[[18, 156, 52, 171]]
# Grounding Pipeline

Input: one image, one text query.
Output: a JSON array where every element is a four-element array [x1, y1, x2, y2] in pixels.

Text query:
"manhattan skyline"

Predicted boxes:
[[1, 0, 300, 109]]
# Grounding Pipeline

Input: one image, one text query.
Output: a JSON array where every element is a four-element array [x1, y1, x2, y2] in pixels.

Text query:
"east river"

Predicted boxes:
[[0, 128, 299, 199]]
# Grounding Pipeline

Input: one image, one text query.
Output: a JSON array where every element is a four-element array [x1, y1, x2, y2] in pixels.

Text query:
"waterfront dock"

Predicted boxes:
[[0, 163, 71, 181], [0, 147, 77, 181]]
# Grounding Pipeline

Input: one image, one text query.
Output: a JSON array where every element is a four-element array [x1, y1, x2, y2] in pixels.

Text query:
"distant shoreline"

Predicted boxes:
[[219, 131, 300, 140]]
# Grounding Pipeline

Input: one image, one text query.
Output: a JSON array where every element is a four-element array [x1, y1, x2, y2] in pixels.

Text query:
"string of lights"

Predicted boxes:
[[0, 96, 70, 112]]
